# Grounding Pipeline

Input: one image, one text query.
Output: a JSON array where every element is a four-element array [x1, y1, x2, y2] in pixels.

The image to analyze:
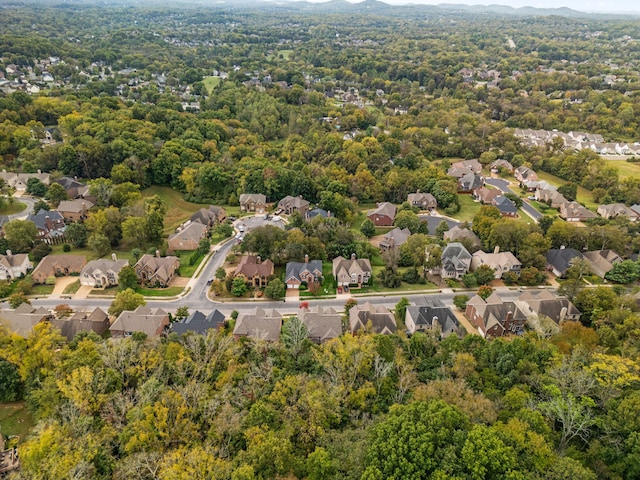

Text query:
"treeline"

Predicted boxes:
[[1, 291, 640, 479]]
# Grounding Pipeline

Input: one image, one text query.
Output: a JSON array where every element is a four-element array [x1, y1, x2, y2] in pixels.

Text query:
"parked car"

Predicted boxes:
[[238, 224, 245, 232], [272, 215, 281, 222]]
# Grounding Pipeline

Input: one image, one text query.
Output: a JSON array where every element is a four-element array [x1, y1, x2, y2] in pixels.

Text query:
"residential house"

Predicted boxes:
[[332, 254, 372, 288], [234, 255, 274, 288], [490, 159, 514, 173], [465, 292, 527, 338], [559, 201, 597, 222], [367, 202, 396, 226], [524, 180, 555, 192], [79, 255, 129, 288], [0, 304, 52, 337], [407, 191, 437, 211], [233, 307, 282, 341], [239, 193, 267, 213], [307, 208, 330, 220], [168, 222, 208, 251], [172, 310, 226, 335], [134, 253, 180, 287], [190, 205, 226, 227], [514, 165, 538, 183], [471, 248, 522, 279], [379, 227, 411, 251], [517, 290, 581, 324], [56, 199, 94, 222], [51, 308, 110, 341], [535, 189, 567, 208], [447, 159, 482, 178], [443, 226, 481, 250], [439, 242, 472, 279], [583, 250, 623, 278], [405, 299, 459, 337], [492, 196, 518, 216], [473, 186, 501, 204], [298, 305, 343, 343], [32, 254, 86, 284], [277, 195, 310, 217], [0, 250, 31, 280], [458, 173, 484, 193], [349, 302, 397, 335], [110, 306, 170, 338], [546, 247, 585, 277], [597, 203, 639, 221], [56, 176, 89, 199], [285, 255, 323, 289], [26, 209, 65, 240], [631, 204, 640, 217], [0, 170, 50, 191]]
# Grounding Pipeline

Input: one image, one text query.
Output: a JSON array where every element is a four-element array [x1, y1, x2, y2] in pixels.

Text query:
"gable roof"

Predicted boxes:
[[298, 306, 342, 342], [135, 254, 180, 284], [235, 255, 275, 279], [517, 290, 580, 322], [379, 227, 411, 249], [332, 255, 372, 279], [0, 251, 30, 270], [110, 306, 169, 337], [233, 307, 282, 341], [597, 203, 639, 219], [458, 173, 484, 191], [168, 222, 207, 243], [472, 250, 521, 271], [33, 254, 87, 278], [26, 209, 64, 230], [57, 199, 94, 213], [50, 308, 109, 340], [583, 250, 623, 277], [441, 242, 472, 262], [349, 302, 397, 334], [81, 258, 129, 278], [443, 226, 481, 247], [546, 248, 584, 276], [285, 259, 323, 284], [467, 293, 527, 335], [172, 310, 225, 335], [0, 305, 52, 337], [406, 299, 459, 336], [278, 195, 310, 210], [239, 193, 266, 204], [560, 201, 597, 220], [493, 195, 518, 214], [368, 202, 397, 220]]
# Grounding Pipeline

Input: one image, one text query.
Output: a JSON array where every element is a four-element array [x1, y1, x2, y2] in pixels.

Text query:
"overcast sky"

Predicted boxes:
[[302, 0, 639, 13]]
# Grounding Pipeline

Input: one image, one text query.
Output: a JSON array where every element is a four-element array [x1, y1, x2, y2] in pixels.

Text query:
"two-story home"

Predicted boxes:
[[0, 250, 31, 281], [233, 307, 282, 341], [56, 199, 94, 222], [471, 248, 521, 279], [277, 195, 311, 217], [379, 227, 411, 251], [234, 255, 274, 288], [190, 205, 227, 227], [582, 250, 624, 278], [168, 222, 208, 251], [134, 253, 180, 287], [405, 299, 459, 337], [546, 247, 585, 278], [407, 191, 437, 211], [79, 255, 129, 288], [0, 303, 52, 337], [172, 310, 226, 335], [535, 189, 567, 209], [51, 308, 110, 341], [349, 302, 397, 335], [465, 292, 527, 338], [559, 201, 597, 222], [332, 254, 372, 288], [443, 226, 481, 251], [473, 186, 501, 205], [458, 173, 484, 193], [490, 159, 514, 173], [239, 193, 267, 213], [439, 242, 472, 279], [110, 306, 170, 338], [367, 202, 396, 226], [56, 176, 90, 199], [514, 165, 538, 183], [298, 305, 343, 343], [597, 203, 639, 221], [26, 209, 65, 241], [492, 196, 518, 217], [285, 255, 323, 289], [0, 170, 50, 192], [517, 290, 581, 324]]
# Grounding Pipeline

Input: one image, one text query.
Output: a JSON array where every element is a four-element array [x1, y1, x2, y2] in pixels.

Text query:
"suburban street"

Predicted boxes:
[[484, 178, 542, 222]]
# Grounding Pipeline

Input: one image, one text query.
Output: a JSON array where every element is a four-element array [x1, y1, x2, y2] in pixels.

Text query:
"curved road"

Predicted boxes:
[[484, 178, 542, 222]]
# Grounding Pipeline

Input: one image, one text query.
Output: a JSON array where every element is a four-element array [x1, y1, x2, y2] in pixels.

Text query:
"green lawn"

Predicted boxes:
[[176, 251, 205, 277], [604, 159, 640, 180], [48, 245, 137, 263], [137, 286, 184, 297], [267, 49, 294, 61], [142, 186, 206, 235], [534, 171, 597, 209], [0, 402, 34, 444], [202, 76, 221, 94], [31, 284, 54, 296], [0, 200, 26, 216], [446, 194, 481, 223], [63, 279, 81, 295], [360, 266, 439, 293]]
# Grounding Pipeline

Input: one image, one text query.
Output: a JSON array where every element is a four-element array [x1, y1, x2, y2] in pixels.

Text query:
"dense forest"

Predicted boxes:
[[2, 1, 640, 478]]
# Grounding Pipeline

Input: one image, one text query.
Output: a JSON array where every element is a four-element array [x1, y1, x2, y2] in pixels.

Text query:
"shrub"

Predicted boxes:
[[45, 276, 57, 285], [62, 244, 71, 252]]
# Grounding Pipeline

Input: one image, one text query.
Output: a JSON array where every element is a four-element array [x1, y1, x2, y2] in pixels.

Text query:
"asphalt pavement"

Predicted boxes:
[[484, 178, 542, 222]]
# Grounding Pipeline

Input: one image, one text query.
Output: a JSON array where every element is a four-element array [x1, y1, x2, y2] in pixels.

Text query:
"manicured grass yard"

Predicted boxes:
[[136, 286, 184, 297], [0, 200, 26, 216], [63, 279, 81, 294], [604, 159, 640, 180], [202, 76, 221, 94], [534, 171, 597, 210], [176, 250, 205, 277], [31, 284, 54, 296], [0, 402, 34, 444], [446, 194, 481, 223], [142, 186, 205, 235]]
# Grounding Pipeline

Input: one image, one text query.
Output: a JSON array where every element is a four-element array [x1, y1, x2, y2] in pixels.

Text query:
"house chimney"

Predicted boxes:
[[560, 306, 567, 322], [494, 246, 500, 254], [37, 169, 41, 174], [505, 310, 513, 328], [256, 256, 261, 264], [351, 253, 356, 260], [560, 245, 565, 250], [45, 215, 52, 231], [112, 253, 117, 262], [6, 250, 11, 258], [155, 250, 160, 258], [304, 254, 309, 263]]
